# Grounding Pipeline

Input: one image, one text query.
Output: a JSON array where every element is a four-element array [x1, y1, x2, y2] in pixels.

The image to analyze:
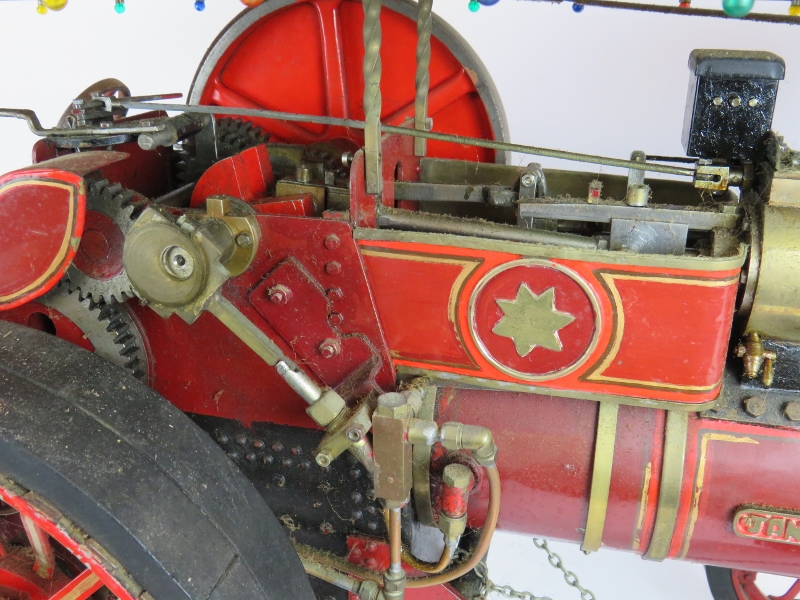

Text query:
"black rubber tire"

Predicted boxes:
[[706, 566, 739, 600], [0, 320, 314, 600]]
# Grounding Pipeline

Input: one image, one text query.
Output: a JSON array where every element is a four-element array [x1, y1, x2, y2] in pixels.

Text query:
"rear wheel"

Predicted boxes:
[[706, 566, 800, 600], [0, 320, 314, 600]]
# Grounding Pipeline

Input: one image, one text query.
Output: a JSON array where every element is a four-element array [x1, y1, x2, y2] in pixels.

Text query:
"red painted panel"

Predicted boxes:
[[599, 276, 738, 390], [190, 144, 275, 207]]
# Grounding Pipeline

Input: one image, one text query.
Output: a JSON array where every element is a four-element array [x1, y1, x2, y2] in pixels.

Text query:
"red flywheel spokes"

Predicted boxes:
[[0, 483, 136, 600]]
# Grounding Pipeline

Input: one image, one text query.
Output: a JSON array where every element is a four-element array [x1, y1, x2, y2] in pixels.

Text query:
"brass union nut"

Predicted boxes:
[[306, 390, 346, 427], [443, 463, 473, 489], [375, 392, 412, 420], [438, 513, 467, 539]]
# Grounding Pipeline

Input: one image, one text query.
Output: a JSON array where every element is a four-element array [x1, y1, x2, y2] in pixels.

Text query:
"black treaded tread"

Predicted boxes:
[[705, 566, 737, 600], [0, 321, 314, 600]]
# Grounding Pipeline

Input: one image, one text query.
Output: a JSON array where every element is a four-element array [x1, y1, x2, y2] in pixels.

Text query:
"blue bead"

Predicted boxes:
[[114, 1, 125, 13], [195, 0, 205, 9], [572, 2, 585, 11], [468, 0, 480, 11], [478, 0, 501, 5]]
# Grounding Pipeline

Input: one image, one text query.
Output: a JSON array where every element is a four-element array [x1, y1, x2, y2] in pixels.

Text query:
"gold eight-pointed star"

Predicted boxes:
[[492, 284, 575, 357]]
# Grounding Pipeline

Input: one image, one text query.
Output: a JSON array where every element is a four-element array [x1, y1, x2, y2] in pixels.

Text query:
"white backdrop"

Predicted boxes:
[[1, 1, 798, 598]]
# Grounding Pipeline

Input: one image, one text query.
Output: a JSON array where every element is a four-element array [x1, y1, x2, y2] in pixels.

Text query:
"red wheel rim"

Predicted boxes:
[[732, 570, 800, 600], [190, 0, 508, 163], [0, 477, 137, 600]]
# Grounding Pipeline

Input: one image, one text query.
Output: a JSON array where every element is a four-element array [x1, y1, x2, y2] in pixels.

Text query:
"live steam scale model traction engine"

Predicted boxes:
[[0, 2, 798, 599]]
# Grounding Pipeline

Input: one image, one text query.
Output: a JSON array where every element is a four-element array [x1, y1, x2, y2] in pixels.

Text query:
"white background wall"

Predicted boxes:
[[1, 1, 798, 598]]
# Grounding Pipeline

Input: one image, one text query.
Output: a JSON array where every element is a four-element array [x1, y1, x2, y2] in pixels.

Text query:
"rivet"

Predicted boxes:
[[236, 436, 247, 446], [281, 457, 293, 467], [351, 492, 363, 503], [263, 455, 274, 465], [349, 468, 362, 480], [253, 440, 265, 449], [235, 232, 253, 248], [299, 460, 311, 470], [729, 94, 742, 108], [327, 287, 344, 301], [217, 434, 229, 445], [272, 442, 284, 452], [366, 505, 377, 515], [245, 452, 256, 462], [272, 474, 286, 487], [324, 235, 341, 250], [328, 312, 344, 327], [365, 542, 378, 552], [325, 262, 342, 276], [713, 96, 723, 106], [367, 522, 378, 532], [749, 98, 759, 107], [350, 547, 362, 558], [365, 558, 378, 569], [291, 446, 303, 456], [320, 522, 334, 534], [227, 451, 240, 460], [352, 510, 363, 520]]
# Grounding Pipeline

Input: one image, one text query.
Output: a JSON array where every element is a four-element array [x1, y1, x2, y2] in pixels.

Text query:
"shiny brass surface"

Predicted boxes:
[[439, 422, 497, 467], [747, 205, 800, 342], [373, 405, 413, 507], [581, 402, 619, 553], [312, 401, 372, 469], [644, 410, 689, 561], [766, 172, 800, 207], [735, 332, 777, 387], [438, 512, 467, 539], [411, 387, 438, 527]]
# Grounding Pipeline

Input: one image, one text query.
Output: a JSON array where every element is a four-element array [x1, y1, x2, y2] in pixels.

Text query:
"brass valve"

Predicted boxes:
[[736, 332, 777, 387]]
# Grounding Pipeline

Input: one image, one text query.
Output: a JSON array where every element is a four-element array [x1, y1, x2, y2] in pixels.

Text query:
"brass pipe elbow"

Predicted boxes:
[[439, 422, 497, 467]]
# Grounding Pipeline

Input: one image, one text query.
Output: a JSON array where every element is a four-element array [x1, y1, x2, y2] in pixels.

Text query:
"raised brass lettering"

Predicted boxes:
[[785, 519, 800, 543], [744, 514, 768, 535], [767, 518, 786, 539]]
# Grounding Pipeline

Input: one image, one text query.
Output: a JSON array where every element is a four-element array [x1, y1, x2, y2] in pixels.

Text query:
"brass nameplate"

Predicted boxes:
[[734, 507, 800, 546]]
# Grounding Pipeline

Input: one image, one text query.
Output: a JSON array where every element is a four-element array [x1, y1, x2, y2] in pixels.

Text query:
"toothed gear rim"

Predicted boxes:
[[40, 283, 149, 382], [66, 179, 148, 304], [175, 118, 270, 182]]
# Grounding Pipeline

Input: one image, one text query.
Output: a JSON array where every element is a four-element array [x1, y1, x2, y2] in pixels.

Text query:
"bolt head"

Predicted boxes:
[[346, 427, 363, 442], [443, 463, 474, 489], [729, 94, 742, 108], [236, 232, 253, 248], [315, 453, 332, 467], [748, 98, 759, 107], [520, 173, 536, 188], [785, 401, 800, 422], [319, 338, 341, 358], [713, 97, 723, 106], [743, 396, 767, 418], [324, 234, 341, 250], [325, 261, 342, 276], [327, 287, 344, 301], [267, 285, 291, 305], [328, 312, 344, 327]]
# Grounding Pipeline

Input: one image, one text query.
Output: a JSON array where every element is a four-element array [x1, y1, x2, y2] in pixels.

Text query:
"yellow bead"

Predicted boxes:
[[790, 4, 800, 14], [43, 0, 68, 10], [36, 4, 47, 13]]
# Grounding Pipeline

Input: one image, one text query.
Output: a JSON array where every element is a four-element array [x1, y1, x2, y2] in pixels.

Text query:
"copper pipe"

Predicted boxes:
[[388, 507, 403, 574], [406, 465, 501, 588], [382, 508, 454, 574]]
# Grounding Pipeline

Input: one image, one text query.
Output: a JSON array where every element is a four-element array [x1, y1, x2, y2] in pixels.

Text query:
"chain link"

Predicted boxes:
[[459, 538, 598, 600]]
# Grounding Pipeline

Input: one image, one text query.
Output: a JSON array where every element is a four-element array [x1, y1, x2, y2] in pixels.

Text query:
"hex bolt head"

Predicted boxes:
[[324, 234, 341, 250], [328, 312, 344, 327], [267, 285, 291, 305], [235, 232, 253, 248], [520, 173, 536, 188], [713, 97, 723, 106], [346, 427, 363, 442], [785, 401, 800, 422], [327, 287, 344, 301], [743, 396, 767, 418], [319, 338, 341, 358], [748, 98, 759, 108], [325, 261, 342, 276], [315, 452, 332, 467], [729, 94, 742, 108], [443, 463, 474, 489]]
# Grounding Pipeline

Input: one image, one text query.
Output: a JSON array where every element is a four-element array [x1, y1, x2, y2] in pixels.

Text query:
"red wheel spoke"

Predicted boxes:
[[313, 0, 350, 119], [209, 83, 326, 143], [770, 578, 800, 600], [383, 70, 474, 127], [49, 569, 103, 600], [20, 513, 55, 579]]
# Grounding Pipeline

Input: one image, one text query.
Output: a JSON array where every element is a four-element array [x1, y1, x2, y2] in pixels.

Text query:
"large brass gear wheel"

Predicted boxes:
[[66, 179, 148, 304]]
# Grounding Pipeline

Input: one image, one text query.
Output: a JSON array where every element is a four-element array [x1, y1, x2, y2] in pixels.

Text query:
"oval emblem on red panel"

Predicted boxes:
[[469, 260, 599, 381]]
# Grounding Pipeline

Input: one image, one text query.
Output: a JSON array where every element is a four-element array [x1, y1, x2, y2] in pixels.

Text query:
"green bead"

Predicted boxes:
[[722, 0, 754, 17], [114, 1, 125, 13], [468, 0, 480, 11]]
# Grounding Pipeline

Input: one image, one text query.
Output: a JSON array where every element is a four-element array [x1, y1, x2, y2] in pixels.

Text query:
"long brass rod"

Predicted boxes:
[[118, 100, 696, 178]]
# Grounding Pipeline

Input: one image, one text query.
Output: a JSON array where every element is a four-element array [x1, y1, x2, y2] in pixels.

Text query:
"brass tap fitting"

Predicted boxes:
[[736, 332, 777, 387]]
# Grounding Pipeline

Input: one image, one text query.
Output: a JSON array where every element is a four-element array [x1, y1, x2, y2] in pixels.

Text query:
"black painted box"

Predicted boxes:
[[682, 49, 785, 162]]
